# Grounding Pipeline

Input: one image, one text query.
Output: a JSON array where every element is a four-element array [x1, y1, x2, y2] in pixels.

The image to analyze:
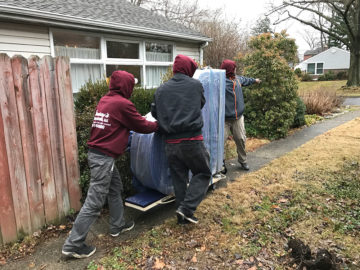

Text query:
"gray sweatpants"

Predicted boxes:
[[224, 115, 247, 163], [63, 150, 124, 249]]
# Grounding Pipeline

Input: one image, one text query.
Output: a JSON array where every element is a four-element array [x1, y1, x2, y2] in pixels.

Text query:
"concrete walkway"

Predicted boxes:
[[225, 109, 360, 180], [3, 109, 360, 270]]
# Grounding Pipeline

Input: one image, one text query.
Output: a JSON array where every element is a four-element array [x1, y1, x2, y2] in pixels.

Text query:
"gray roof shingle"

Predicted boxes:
[[0, 0, 209, 41]]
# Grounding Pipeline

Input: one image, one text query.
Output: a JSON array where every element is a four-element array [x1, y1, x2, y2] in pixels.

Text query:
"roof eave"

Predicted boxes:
[[0, 5, 212, 43]]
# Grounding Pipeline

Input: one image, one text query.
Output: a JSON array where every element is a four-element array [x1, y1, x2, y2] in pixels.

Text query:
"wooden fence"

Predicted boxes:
[[0, 54, 81, 245]]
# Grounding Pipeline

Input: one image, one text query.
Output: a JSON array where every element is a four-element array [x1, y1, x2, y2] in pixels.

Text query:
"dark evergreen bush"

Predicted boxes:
[[243, 31, 299, 139], [75, 79, 155, 201], [292, 96, 306, 127]]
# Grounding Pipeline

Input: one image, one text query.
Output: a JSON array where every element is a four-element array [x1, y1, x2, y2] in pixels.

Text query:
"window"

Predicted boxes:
[[106, 41, 139, 59], [316, 63, 324, 74], [70, 64, 103, 93], [53, 31, 100, 59], [146, 66, 168, 88], [146, 42, 172, 62], [106, 65, 142, 85], [307, 63, 315, 74]]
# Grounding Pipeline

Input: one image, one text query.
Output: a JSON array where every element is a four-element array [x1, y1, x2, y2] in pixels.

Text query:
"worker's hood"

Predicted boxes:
[[220, 59, 236, 79], [109, 70, 135, 99], [173, 54, 198, 77]]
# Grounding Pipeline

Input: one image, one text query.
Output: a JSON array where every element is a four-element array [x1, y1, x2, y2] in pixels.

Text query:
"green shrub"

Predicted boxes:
[[75, 79, 155, 201], [336, 71, 348, 80], [294, 68, 302, 78], [292, 96, 306, 127], [301, 73, 313, 81], [318, 71, 337, 81], [243, 31, 299, 139]]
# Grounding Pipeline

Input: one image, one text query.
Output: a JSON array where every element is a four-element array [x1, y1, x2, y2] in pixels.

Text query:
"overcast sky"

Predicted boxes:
[[197, 0, 314, 57]]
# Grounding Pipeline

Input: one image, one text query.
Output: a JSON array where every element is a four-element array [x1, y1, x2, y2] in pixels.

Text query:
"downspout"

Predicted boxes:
[[199, 41, 209, 66]]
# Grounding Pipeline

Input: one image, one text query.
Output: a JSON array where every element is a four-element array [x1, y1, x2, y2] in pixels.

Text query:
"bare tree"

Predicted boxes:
[[302, 29, 321, 50], [197, 14, 249, 69], [271, 0, 359, 86], [127, 0, 212, 29], [128, 0, 149, 6]]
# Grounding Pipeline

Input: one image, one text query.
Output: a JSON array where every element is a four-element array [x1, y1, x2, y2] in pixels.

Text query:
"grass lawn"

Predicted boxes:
[[88, 117, 360, 269], [298, 80, 360, 97]]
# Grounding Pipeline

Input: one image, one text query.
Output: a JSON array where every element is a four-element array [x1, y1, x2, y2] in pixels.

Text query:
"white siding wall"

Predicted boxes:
[[308, 47, 350, 70], [296, 47, 350, 71], [176, 42, 200, 62], [0, 22, 51, 58]]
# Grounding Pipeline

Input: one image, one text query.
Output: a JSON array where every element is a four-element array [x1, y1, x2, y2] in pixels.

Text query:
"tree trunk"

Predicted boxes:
[[347, 48, 360, 87]]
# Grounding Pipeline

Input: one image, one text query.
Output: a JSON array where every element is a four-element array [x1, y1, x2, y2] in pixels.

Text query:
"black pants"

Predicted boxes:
[[165, 140, 211, 215]]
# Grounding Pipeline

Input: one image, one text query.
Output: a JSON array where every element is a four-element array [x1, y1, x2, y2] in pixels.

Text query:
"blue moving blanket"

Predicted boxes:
[[130, 69, 226, 195]]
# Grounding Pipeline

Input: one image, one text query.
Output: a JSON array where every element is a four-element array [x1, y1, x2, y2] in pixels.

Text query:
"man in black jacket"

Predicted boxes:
[[151, 54, 211, 224]]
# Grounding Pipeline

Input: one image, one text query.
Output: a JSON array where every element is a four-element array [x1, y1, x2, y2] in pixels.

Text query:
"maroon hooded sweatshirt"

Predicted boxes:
[[88, 70, 158, 158]]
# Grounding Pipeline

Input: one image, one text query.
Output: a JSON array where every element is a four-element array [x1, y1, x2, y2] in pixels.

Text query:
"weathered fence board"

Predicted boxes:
[[28, 56, 58, 222], [40, 56, 69, 218], [0, 54, 32, 235], [0, 106, 17, 244], [11, 56, 45, 231], [56, 57, 81, 211], [0, 54, 81, 244]]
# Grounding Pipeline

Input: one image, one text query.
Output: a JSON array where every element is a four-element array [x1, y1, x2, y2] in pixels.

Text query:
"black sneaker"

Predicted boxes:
[[62, 244, 96, 259], [240, 162, 250, 171], [176, 209, 198, 224], [177, 213, 190, 225], [110, 220, 135, 237]]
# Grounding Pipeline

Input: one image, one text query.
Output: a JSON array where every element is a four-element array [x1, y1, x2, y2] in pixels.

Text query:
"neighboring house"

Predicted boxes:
[[296, 47, 350, 76], [303, 47, 325, 61], [0, 0, 211, 92]]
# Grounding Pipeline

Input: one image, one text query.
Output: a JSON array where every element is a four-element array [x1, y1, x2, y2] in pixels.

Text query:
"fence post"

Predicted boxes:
[[39, 56, 65, 220], [0, 89, 17, 244], [0, 54, 32, 235], [56, 57, 81, 211]]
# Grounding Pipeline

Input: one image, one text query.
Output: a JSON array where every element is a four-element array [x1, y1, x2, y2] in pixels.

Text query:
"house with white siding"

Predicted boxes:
[[296, 47, 350, 77], [0, 0, 211, 92]]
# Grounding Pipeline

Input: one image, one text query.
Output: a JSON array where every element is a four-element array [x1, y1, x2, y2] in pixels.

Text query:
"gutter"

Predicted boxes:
[[0, 5, 212, 43], [199, 42, 209, 66]]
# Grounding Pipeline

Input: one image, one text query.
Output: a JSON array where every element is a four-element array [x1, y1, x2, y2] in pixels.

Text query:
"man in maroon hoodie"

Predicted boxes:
[[151, 55, 211, 225], [62, 70, 158, 259]]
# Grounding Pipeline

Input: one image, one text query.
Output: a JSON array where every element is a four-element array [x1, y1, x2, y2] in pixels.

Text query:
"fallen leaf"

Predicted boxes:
[[153, 257, 166, 269], [59, 225, 66, 230], [248, 267, 257, 270], [0, 258, 6, 266], [97, 266, 104, 270], [271, 205, 280, 209], [29, 262, 36, 268], [278, 198, 288, 203], [200, 245, 206, 252], [191, 254, 197, 263], [235, 259, 244, 265]]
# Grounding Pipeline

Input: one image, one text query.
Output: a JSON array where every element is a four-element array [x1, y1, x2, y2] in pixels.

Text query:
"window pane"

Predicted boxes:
[[307, 63, 315, 74], [53, 31, 100, 59], [106, 65, 141, 85], [146, 66, 168, 88], [70, 64, 103, 93], [316, 63, 323, 74], [146, 43, 172, 62], [107, 41, 139, 59]]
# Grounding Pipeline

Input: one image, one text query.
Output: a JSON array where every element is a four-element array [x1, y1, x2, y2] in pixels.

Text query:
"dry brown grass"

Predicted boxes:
[[300, 87, 344, 115], [92, 118, 360, 270], [225, 137, 270, 160]]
